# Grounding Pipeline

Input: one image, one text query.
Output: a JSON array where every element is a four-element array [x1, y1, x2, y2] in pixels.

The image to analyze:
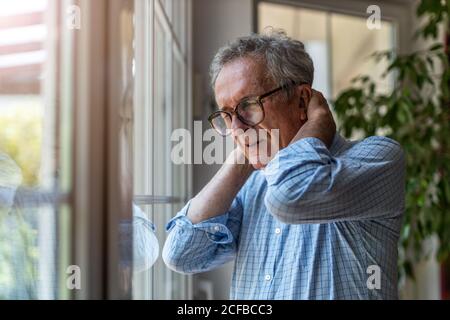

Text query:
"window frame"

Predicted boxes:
[[132, 0, 193, 300], [70, 0, 110, 300]]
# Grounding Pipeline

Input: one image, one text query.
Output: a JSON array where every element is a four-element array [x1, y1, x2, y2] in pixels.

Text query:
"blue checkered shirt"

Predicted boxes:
[[163, 134, 405, 299]]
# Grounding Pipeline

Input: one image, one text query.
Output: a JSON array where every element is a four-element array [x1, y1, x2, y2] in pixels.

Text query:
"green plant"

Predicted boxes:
[[0, 108, 42, 187], [334, 0, 450, 279]]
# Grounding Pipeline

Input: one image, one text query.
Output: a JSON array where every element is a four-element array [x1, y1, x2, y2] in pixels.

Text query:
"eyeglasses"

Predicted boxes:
[[208, 82, 304, 136]]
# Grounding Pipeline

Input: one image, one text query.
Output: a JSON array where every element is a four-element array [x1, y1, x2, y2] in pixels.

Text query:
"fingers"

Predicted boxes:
[[309, 89, 326, 106], [225, 146, 248, 165], [303, 89, 335, 132], [307, 89, 329, 114]]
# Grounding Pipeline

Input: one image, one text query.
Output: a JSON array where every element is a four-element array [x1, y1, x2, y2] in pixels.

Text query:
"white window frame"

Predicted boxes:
[[132, 0, 193, 300]]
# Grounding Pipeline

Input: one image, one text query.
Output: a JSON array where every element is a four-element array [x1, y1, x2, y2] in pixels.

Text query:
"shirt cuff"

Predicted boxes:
[[165, 200, 233, 244], [133, 203, 156, 231]]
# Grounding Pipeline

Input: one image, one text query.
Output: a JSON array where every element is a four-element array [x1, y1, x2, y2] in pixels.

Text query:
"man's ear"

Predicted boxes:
[[297, 85, 311, 122], [298, 84, 312, 109]]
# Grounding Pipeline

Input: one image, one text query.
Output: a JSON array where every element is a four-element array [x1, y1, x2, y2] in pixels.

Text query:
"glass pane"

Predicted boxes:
[[132, 0, 190, 301], [258, 3, 330, 98], [151, 203, 169, 300], [170, 201, 187, 300], [0, 205, 47, 299], [152, 203, 186, 300], [110, 0, 160, 298], [172, 0, 186, 53], [330, 13, 394, 97], [161, 0, 172, 22], [132, 0, 155, 300], [257, 2, 396, 100], [0, 200, 70, 299], [131, 203, 156, 300], [0, 0, 72, 299], [258, 3, 327, 40], [172, 56, 186, 199], [154, 18, 170, 198]]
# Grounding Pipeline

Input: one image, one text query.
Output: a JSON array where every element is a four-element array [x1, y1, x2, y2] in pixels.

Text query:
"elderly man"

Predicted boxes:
[[163, 31, 405, 300]]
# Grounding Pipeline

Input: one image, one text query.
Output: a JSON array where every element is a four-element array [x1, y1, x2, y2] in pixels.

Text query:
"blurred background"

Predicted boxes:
[[0, 0, 448, 300]]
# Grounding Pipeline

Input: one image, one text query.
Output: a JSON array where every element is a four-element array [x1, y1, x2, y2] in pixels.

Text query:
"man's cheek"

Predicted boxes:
[[235, 140, 250, 159]]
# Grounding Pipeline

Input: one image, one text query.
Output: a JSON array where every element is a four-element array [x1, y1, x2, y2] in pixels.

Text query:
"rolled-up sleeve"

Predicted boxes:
[[263, 136, 405, 224], [120, 205, 160, 272], [132, 204, 159, 272], [162, 196, 243, 274]]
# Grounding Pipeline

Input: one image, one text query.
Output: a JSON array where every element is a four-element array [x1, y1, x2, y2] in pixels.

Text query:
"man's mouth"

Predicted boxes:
[[245, 139, 265, 148]]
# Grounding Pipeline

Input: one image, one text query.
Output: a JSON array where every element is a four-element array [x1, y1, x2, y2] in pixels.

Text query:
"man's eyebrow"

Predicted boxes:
[[218, 105, 232, 112]]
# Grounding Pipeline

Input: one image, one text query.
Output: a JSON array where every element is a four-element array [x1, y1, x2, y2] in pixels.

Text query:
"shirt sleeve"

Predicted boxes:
[[120, 205, 160, 272], [263, 136, 405, 224], [132, 204, 159, 272], [162, 194, 243, 274]]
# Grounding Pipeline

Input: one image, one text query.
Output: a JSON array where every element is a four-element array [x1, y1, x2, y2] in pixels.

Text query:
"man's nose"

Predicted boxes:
[[230, 114, 249, 138]]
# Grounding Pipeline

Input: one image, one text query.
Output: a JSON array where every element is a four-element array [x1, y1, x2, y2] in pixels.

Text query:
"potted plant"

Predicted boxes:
[[334, 0, 450, 283]]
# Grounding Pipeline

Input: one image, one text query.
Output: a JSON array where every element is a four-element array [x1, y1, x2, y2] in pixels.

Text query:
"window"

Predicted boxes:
[[0, 0, 73, 299], [0, 0, 192, 300], [132, 0, 192, 300], [257, 1, 397, 101]]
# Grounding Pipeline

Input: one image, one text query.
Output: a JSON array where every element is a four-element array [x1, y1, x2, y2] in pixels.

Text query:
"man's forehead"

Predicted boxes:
[[214, 58, 266, 106]]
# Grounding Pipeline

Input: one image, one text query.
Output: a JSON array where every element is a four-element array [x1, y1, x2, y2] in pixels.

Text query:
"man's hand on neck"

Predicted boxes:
[[290, 89, 336, 148]]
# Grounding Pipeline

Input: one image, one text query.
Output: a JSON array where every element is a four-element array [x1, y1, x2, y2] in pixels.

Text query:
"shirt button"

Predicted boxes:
[[214, 226, 220, 232], [264, 274, 271, 281], [275, 228, 281, 235]]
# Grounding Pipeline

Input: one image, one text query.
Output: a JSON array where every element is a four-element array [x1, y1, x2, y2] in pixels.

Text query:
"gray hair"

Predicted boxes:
[[210, 29, 314, 96]]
